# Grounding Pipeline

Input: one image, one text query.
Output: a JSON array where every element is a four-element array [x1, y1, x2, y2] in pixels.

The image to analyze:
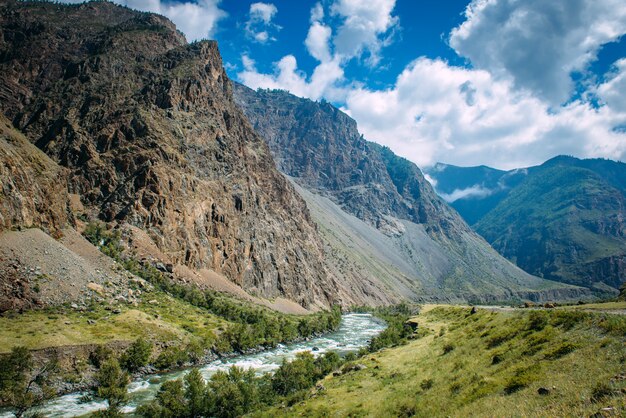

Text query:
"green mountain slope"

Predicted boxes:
[[427, 156, 626, 292], [475, 162, 626, 291]]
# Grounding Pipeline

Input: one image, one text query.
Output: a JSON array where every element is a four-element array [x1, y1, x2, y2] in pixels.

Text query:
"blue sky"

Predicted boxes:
[[63, 0, 626, 170], [215, 1, 471, 92]]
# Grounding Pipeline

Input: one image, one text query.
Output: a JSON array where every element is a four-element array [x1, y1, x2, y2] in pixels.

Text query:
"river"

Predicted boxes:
[[2, 313, 385, 417]]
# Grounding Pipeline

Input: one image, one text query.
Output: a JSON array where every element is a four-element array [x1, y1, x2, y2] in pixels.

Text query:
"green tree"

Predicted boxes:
[[120, 338, 152, 372], [94, 358, 129, 418], [0, 346, 57, 418], [271, 351, 318, 396], [156, 380, 187, 417], [205, 366, 259, 418], [184, 369, 206, 417]]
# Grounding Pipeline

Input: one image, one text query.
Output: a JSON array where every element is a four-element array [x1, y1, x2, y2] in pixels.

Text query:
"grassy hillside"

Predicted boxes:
[[259, 305, 626, 417]]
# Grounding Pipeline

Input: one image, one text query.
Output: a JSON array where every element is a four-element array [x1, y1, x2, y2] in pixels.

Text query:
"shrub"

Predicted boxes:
[[590, 381, 618, 402], [442, 343, 455, 355], [544, 341, 578, 360], [526, 311, 549, 331], [90, 345, 114, 369], [205, 366, 260, 418], [154, 346, 188, 371], [420, 378, 434, 390], [504, 367, 538, 394], [271, 352, 318, 396], [120, 338, 152, 372]]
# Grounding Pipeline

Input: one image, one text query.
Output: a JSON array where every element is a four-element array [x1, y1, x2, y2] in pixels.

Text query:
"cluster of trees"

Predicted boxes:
[[88, 338, 153, 417], [137, 351, 344, 418]]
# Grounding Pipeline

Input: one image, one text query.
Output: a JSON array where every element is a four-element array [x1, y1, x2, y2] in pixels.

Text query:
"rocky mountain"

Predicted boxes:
[[233, 84, 586, 302], [0, 0, 375, 310], [426, 156, 626, 293]]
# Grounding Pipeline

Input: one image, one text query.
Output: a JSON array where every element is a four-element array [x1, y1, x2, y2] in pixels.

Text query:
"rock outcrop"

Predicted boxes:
[[0, 0, 346, 309]]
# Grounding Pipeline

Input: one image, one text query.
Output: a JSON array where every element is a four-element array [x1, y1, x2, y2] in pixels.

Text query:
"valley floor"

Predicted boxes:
[[257, 304, 626, 417]]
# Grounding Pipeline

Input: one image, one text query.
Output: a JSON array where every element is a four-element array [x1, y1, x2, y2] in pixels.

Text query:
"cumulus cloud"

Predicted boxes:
[[343, 57, 626, 169], [59, 0, 227, 41], [439, 185, 496, 203], [330, 0, 398, 64], [596, 58, 626, 113], [236, 0, 398, 103], [238, 55, 345, 101], [246, 2, 280, 43], [450, 0, 626, 105], [305, 22, 333, 62]]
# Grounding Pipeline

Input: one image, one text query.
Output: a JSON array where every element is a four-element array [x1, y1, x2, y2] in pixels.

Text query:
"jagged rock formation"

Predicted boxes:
[[234, 84, 587, 302], [427, 157, 626, 293], [0, 0, 356, 309]]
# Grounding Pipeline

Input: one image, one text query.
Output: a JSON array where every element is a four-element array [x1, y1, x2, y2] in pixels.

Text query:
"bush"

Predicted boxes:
[[442, 343, 455, 355], [544, 341, 578, 360], [526, 311, 549, 331], [272, 352, 318, 396], [154, 346, 188, 371], [120, 338, 152, 372], [420, 378, 434, 390], [504, 367, 538, 394], [90, 345, 114, 369], [590, 381, 618, 402], [205, 366, 260, 418]]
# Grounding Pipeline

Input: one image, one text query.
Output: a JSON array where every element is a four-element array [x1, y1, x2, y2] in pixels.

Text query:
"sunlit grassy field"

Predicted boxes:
[[0, 291, 229, 353], [258, 304, 626, 417]]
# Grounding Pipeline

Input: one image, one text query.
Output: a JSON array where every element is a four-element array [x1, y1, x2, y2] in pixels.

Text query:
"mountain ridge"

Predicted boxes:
[[426, 156, 626, 292], [233, 83, 587, 303]]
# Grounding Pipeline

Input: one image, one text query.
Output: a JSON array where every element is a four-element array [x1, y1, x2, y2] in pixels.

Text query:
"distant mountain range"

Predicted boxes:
[[426, 156, 626, 293]]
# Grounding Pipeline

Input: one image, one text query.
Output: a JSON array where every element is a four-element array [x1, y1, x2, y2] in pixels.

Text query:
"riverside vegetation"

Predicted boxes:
[[261, 305, 626, 417], [0, 222, 342, 417]]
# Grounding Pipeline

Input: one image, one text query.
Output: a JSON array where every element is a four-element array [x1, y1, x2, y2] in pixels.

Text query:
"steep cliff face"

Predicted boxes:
[[0, 0, 345, 308], [234, 84, 587, 302]]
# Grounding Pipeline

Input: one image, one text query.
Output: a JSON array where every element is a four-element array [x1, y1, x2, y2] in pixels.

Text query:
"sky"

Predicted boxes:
[[63, 0, 626, 170]]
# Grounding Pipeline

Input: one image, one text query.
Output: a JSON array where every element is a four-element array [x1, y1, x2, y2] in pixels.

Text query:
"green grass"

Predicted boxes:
[[0, 289, 230, 353], [256, 305, 626, 417]]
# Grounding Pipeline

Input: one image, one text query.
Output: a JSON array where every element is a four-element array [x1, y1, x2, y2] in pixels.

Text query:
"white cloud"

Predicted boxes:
[[331, 0, 398, 64], [238, 55, 345, 101], [343, 57, 626, 169], [310, 2, 325, 23], [246, 2, 280, 43], [439, 185, 496, 203], [249, 2, 277, 23], [450, 0, 626, 105], [59, 0, 227, 41], [237, 0, 397, 100], [597, 58, 626, 113], [305, 22, 332, 62]]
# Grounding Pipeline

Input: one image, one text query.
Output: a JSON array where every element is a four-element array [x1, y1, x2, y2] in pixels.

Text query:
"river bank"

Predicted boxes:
[[0, 313, 385, 417]]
